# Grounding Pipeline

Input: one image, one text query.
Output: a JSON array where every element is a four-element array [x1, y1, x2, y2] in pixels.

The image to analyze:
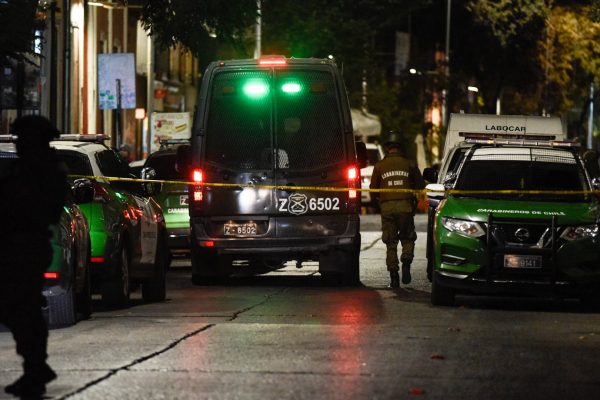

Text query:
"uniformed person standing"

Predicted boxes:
[[0, 115, 67, 398], [369, 131, 425, 288]]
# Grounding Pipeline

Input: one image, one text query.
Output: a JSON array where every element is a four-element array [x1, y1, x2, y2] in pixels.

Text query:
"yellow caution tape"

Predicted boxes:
[[67, 175, 600, 196]]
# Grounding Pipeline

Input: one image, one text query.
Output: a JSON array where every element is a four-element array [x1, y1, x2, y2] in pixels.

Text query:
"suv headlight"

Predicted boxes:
[[560, 225, 599, 241], [441, 217, 486, 238]]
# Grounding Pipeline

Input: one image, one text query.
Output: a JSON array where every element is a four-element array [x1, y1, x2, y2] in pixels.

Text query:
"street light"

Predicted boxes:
[[467, 86, 478, 93]]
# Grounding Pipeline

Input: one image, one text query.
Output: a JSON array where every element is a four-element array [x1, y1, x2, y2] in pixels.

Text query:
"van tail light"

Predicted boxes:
[[192, 168, 204, 202], [44, 272, 59, 279], [347, 166, 359, 199], [92, 181, 111, 203], [192, 169, 203, 183]]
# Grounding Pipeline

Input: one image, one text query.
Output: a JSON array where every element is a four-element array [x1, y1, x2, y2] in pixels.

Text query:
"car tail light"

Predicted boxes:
[[44, 272, 59, 279], [347, 166, 359, 199], [192, 168, 204, 203], [91, 257, 105, 263]]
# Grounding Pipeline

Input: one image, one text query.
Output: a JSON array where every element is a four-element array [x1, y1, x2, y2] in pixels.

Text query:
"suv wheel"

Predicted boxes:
[[431, 273, 455, 306], [142, 233, 168, 302], [101, 243, 130, 308]]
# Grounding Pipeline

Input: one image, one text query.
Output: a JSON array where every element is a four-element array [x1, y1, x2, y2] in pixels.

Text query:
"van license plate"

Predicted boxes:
[[504, 255, 542, 269], [224, 222, 258, 236]]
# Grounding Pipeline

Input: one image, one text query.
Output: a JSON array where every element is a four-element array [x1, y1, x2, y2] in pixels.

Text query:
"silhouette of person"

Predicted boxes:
[[0, 115, 67, 398]]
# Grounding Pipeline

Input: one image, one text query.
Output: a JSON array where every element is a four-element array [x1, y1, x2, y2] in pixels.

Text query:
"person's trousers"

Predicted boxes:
[[380, 201, 417, 272], [1, 285, 49, 374]]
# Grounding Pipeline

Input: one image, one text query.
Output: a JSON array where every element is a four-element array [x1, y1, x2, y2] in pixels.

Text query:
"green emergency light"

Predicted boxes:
[[281, 82, 302, 94], [243, 80, 269, 98]]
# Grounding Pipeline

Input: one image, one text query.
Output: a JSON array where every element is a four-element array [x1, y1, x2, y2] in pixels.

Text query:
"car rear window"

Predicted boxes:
[[205, 68, 345, 171], [55, 150, 93, 176], [95, 149, 130, 178]]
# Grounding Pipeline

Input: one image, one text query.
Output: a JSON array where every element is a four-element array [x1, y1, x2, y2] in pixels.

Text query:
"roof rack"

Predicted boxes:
[[56, 134, 110, 142], [465, 137, 579, 148]]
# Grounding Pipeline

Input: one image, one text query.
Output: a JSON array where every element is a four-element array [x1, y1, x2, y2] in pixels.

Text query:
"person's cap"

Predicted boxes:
[[10, 115, 60, 142], [384, 131, 402, 148]]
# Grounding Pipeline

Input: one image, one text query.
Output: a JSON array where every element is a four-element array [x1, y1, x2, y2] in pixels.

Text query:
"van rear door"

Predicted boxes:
[[272, 68, 354, 217], [202, 69, 277, 219]]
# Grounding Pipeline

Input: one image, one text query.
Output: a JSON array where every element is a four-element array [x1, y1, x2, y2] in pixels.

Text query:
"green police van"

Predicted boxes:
[[424, 114, 600, 306]]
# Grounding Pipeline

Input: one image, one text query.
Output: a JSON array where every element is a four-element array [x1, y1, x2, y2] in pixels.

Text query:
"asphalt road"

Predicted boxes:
[[2, 213, 600, 399]]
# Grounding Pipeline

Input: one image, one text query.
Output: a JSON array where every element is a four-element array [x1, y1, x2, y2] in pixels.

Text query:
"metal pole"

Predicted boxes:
[[114, 78, 121, 149], [588, 82, 594, 150], [254, 0, 261, 59], [62, 0, 71, 134], [442, 0, 451, 126], [146, 33, 154, 157]]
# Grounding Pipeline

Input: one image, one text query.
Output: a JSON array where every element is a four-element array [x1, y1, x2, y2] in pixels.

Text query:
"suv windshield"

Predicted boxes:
[[455, 148, 589, 201], [205, 68, 345, 171]]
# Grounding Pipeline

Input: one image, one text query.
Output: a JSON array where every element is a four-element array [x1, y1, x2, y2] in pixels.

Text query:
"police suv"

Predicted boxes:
[[424, 114, 600, 306], [178, 56, 366, 285]]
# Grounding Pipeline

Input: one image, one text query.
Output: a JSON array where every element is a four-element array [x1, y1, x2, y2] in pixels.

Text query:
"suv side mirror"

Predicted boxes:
[[355, 142, 367, 169], [426, 183, 446, 200], [176, 145, 192, 178], [141, 167, 162, 196], [72, 178, 94, 204], [423, 167, 438, 183]]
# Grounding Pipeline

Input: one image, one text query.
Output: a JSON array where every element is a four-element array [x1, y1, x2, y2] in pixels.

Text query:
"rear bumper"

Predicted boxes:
[[167, 227, 191, 253], [191, 214, 360, 258]]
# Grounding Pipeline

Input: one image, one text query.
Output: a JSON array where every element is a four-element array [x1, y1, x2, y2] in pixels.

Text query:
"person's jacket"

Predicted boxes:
[[369, 153, 425, 203]]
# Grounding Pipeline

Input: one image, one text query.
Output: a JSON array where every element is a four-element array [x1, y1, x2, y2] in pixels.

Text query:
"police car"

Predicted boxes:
[[0, 137, 94, 326], [424, 114, 600, 306], [51, 135, 169, 308]]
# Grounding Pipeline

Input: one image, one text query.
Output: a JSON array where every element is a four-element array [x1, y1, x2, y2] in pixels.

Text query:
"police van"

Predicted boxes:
[[179, 56, 366, 285], [424, 114, 600, 305]]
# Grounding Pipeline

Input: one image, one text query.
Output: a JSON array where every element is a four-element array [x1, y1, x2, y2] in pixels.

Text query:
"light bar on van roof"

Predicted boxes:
[[460, 132, 557, 141], [57, 134, 110, 142], [465, 137, 579, 148]]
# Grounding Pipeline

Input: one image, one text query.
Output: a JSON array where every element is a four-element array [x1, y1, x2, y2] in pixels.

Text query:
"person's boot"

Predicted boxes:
[[402, 262, 412, 284], [389, 271, 400, 288], [5, 362, 56, 397]]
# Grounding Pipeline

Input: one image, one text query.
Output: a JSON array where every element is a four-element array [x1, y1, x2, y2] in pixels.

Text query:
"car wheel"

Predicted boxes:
[[431, 273, 455, 306], [142, 233, 168, 302], [319, 235, 361, 287], [47, 285, 77, 328], [191, 247, 229, 285], [101, 242, 130, 308]]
